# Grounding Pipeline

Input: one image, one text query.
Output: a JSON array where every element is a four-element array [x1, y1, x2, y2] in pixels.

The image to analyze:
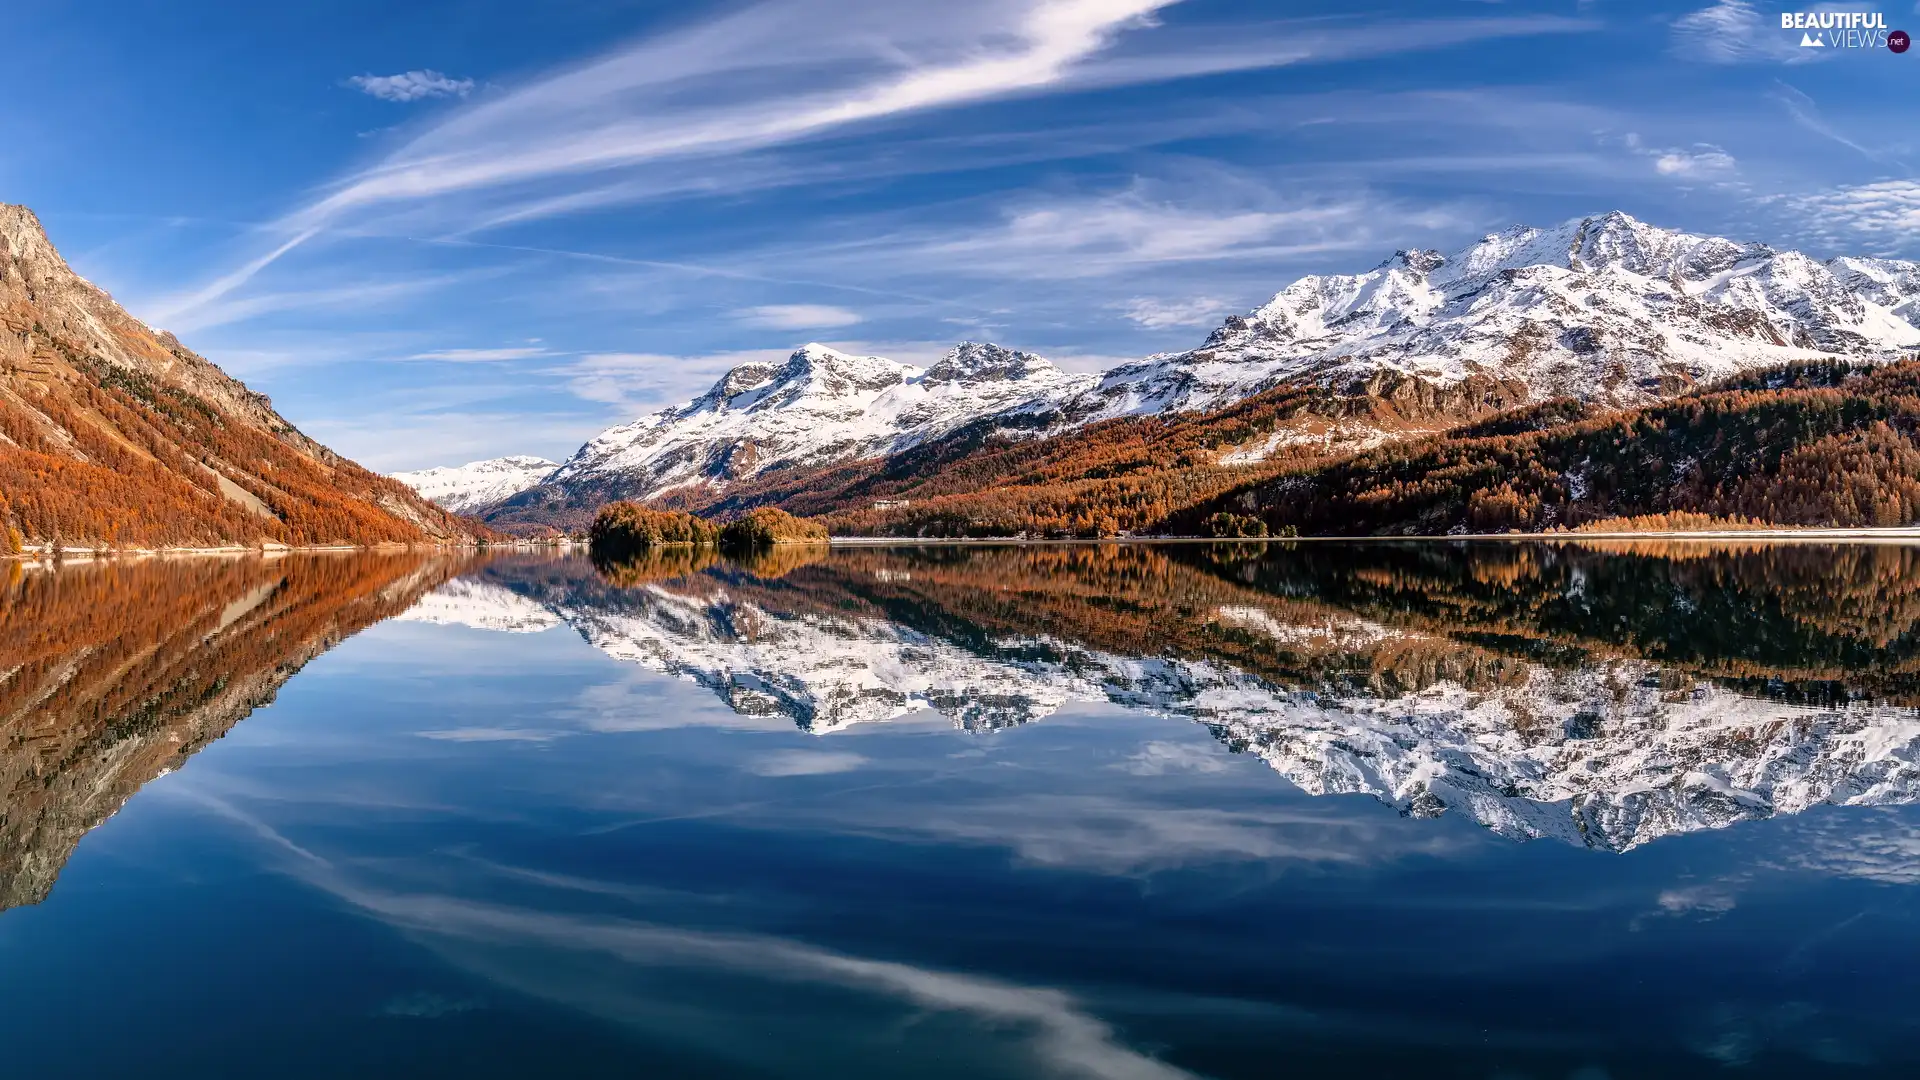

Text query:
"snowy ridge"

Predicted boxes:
[[1072, 211, 1920, 420], [522, 342, 1092, 505], [390, 455, 558, 514], [411, 573, 1920, 852], [435, 212, 1920, 512]]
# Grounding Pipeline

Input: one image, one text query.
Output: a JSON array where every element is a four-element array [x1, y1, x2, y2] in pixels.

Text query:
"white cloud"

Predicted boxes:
[[852, 179, 1470, 281], [1670, 1, 1824, 64], [348, 70, 476, 103], [1652, 148, 1737, 177], [405, 346, 553, 362], [1118, 296, 1229, 329], [1619, 132, 1738, 180], [156, 1, 1594, 324], [735, 304, 863, 329], [747, 749, 870, 776], [159, 272, 476, 334], [1772, 179, 1920, 250]]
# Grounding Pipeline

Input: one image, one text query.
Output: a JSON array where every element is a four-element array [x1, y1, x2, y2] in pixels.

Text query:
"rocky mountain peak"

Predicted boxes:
[[426, 210, 1920, 528], [922, 341, 1051, 385], [776, 343, 914, 396], [1077, 210, 1920, 425]]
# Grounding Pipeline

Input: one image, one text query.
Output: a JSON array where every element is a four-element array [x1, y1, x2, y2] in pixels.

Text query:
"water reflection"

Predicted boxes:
[[5, 542, 1920, 1076], [0, 552, 468, 909], [450, 541, 1920, 852]]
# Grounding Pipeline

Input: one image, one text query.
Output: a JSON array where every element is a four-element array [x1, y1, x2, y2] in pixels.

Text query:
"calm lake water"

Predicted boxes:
[[4, 541, 1920, 1078]]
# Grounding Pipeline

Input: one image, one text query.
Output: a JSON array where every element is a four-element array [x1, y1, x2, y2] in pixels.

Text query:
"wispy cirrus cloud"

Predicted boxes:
[[747, 750, 870, 777], [735, 304, 863, 330], [405, 346, 554, 362], [1117, 296, 1229, 329], [1767, 81, 1893, 164], [1670, 1, 1822, 64], [348, 70, 475, 102], [154, 0, 1598, 326], [794, 176, 1475, 282], [1767, 179, 1920, 252]]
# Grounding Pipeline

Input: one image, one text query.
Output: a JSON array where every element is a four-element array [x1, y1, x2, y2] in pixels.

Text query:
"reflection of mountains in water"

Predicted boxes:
[[460, 543, 1920, 852], [0, 553, 469, 910]]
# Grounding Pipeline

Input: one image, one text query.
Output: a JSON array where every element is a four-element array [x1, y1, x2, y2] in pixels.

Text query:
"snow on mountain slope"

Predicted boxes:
[[441, 212, 1920, 513], [391, 455, 558, 514], [519, 342, 1093, 506], [409, 569, 1920, 852], [393, 578, 561, 633], [1072, 211, 1920, 420]]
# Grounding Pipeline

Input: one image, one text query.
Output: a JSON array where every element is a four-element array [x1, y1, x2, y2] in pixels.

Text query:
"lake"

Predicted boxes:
[[2, 540, 1919, 1078]]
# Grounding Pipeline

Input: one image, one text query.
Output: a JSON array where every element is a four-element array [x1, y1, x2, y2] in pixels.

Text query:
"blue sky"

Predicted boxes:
[[6, 0, 1915, 470]]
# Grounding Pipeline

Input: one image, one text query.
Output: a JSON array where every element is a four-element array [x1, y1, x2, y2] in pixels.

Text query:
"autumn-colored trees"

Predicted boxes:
[[718, 506, 828, 549], [0, 311, 482, 550], [1173, 359, 1920, 537], [589, 503, 721, 552]]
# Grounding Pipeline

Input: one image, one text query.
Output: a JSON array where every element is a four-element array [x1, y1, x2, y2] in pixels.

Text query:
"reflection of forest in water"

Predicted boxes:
[[578, 539, 1920, 710], [0, 553, 469, 911], [554, 540, 1920, 851], [6, 540, 1920, 904]]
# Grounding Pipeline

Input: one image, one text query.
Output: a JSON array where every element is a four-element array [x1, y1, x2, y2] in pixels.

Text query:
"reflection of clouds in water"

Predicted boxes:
[[748, 750, 869, 777], [417, 727, 567, 743], [1629, 881, 1741, 931], [567, 672, 793, 733], [1684, 1002, 1877, 1068], [1776, 810, 1920, 884], [1117, 741, 1232, 776], [812, 793, 1469, 874], [184, 791, 1199, 1080], [379, 992, 482, 1019]]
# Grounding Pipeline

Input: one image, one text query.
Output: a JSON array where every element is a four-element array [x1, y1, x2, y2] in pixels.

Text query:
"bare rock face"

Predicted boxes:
[[0, 204, 481, 547]]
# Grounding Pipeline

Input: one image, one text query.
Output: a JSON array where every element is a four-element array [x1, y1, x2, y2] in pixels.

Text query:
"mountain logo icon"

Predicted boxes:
[[1800, 31, 1825, 46]]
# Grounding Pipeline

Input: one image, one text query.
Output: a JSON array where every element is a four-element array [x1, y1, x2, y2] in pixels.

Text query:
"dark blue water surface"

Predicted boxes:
[[4, 542, 1920, 1078]]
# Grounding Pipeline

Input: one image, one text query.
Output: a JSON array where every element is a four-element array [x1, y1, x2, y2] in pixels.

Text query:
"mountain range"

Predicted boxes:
[[0, 204, 481, 551], [432, 545, 1920, 853], [394, 212, 1920, 531]]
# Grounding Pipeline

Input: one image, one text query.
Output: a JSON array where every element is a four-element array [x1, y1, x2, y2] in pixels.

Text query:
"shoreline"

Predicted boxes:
[[826, 527, 1920, 546], [3, 539, 583, 563], [12, 528, 1919, 563]]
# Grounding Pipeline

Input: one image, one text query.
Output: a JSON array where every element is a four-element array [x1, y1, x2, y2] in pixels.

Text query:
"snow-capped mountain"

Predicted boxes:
[[1074, 210, 1920, 419], [492, 341, 1092, 514], [429, 212, 1920, 516], [407, 560, 1920, 853], [390, 455, 558, 514]]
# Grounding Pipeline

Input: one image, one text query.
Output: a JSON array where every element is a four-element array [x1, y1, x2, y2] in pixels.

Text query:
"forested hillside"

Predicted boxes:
[[651, 372, 1527, 538], [0, 205, 484, 551], [1173, 358, 1920, 537]]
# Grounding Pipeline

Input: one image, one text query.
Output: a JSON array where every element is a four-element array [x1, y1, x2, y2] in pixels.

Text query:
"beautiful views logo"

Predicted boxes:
[[1779, 10, 1906, 49]]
